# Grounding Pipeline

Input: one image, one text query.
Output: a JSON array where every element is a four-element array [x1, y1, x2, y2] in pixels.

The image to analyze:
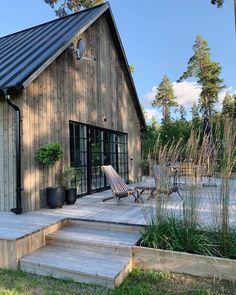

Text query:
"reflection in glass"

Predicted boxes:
[[69, 122, 128, 194]]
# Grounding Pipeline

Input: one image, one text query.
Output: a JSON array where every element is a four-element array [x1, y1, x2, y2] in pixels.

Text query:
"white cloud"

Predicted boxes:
[[144, 86, 157, 103], [144, 108, 162, 122], [144, 82, 236, 110], [172, 81, 201, 107], [144, 81, 202, 108]]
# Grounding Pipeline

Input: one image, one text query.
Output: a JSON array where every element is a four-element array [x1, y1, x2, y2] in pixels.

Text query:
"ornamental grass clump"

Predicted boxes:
[[208, 117, 236, 258], [141, 116, 236, 259], [140, 215, 220, 257]]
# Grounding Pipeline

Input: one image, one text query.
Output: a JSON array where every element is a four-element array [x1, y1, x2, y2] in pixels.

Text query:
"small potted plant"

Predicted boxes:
[[60, 166, 80, 205], [36, 142, 65, 209]]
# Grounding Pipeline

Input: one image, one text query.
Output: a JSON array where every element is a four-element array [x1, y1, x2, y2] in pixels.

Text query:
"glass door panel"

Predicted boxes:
[[69, 122, 88, 195], [70, 121, 128, 195], [89, 128, 104, 192]]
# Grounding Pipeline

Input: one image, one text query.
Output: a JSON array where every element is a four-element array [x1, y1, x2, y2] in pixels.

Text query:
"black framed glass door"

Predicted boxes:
[[69, 123, 88, 194], [69, 121, 128, 195], [89, 128, 105, 191]]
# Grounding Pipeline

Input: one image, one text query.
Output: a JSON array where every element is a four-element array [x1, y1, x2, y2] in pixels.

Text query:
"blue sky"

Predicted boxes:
[[1, 0, 235, 121]]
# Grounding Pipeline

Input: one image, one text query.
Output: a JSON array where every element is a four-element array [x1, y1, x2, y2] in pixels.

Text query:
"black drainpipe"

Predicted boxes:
[[3, 89, 23, 214]]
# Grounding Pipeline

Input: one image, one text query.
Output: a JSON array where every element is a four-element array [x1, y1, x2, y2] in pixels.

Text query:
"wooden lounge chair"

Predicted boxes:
[[134, 178, 156, 198], [102, 165, 144, 204], [152, 164, 183, 200], [134, 165, 167, 199]]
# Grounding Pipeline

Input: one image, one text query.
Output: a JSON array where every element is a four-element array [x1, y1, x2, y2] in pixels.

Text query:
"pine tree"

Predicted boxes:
[[44, 0, 104, 17], [179, 105, 187, 121], [222, 93, 236, 118], [191, 102, 202, 130], [191, 102, 199, 122], [152, 75, 178, 124], [178, 35, 224, 118]]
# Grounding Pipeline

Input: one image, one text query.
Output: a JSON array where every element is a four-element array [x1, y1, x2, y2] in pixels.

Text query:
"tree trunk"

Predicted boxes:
[[163, 106, 170, 123]]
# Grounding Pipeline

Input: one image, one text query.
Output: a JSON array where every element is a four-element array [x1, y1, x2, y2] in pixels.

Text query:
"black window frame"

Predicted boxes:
[[69, 121, 129, 196]]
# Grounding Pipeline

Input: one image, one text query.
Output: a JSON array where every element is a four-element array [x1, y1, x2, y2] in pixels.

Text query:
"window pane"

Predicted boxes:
[[69, 122, 88, 195], [69, 123, 74, 137], [75, 125, 80, 137]]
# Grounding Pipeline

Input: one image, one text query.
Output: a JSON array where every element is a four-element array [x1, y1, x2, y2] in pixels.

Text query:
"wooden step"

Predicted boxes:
[[20, 245, 132, 289], [68, 219, 144, 233], [46, 224, 140, 256]]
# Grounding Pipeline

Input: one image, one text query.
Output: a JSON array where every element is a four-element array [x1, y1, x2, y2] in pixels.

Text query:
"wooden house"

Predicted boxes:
[[0, 3, 146, 213]]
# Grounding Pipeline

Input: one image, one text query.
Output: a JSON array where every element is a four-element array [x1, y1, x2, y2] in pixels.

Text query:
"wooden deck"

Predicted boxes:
[[41, 190, 150, 226], [1, 182, 236, 288], [0, 189, 149, 273], [0, 189, 150, 241], [1, 175, 236, 242]]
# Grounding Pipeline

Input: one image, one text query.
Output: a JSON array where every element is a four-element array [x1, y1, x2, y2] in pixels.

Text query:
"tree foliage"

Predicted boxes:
[[222, 93, 236, 117], [129, 64, 135, 73], [211, 0, 224, 7], [152, 75, 178, 123], [141, 117, 193, 158], [178, 35, 224, 118], [178, 105, 187, 121], [159, 120, 192, 147], [44, 0, 104, 17], [191, 102, 202, 131], [141, 118, 159, 157]]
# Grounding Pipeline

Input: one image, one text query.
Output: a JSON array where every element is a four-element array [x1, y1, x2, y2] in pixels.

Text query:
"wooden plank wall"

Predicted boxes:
[[1, 15, 142, 212], [0, 99, 16, 211]]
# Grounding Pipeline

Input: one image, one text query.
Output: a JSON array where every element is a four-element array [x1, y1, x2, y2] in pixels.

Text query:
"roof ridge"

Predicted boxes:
[[0, 2, 109, 40]]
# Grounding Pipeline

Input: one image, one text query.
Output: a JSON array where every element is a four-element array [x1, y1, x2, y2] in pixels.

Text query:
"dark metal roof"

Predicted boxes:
[[0, 2, 146, 130], [0, 3, 109, 90]]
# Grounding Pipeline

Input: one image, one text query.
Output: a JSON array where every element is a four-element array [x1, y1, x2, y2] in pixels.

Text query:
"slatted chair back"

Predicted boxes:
[[152, 164, 183, 200], [152, 164, 171, 190], [102, 165, 144, 203], [102, 165, 130, 195]]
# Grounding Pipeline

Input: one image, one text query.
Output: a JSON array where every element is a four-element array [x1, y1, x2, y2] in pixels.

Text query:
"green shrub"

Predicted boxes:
[[140, 216, 220, 257], [57, 166, 80, 188], [36, 142, 63, 167]]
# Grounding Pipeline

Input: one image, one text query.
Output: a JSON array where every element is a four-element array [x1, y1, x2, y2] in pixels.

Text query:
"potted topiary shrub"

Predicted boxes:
[[36, 142, 65, 209], [60, 166, 80, 205]]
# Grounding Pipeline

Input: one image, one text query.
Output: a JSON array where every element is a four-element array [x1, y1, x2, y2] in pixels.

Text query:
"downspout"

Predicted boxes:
[[3, 89, 23, 214]]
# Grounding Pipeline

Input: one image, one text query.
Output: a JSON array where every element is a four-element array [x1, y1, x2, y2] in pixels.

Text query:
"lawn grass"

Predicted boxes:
[[0, 268, 235, 295]]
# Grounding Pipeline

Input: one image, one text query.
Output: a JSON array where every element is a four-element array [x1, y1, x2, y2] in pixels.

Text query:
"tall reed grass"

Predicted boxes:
[[141, 116, 236, 259]]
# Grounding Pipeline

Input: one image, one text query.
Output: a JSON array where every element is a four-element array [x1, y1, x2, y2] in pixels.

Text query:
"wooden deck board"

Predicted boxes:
[[20, 244, 132, 290], [0, 189, 149, 241], [48, 224, 140, 247], [0, 212, 65, 240], [21, 245, 130, 275]]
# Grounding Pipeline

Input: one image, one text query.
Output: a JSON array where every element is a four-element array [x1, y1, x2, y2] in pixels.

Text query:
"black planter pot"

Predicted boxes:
[[65, 188, 77, 205], [46, 187, 65, 209]]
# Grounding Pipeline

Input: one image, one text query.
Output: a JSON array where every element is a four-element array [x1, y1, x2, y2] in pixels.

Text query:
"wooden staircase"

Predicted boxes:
[[19, 220, 142, 289]]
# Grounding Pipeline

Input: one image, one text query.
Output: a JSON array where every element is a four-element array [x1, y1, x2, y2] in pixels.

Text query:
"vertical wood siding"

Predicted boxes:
[[0, 100, 16, 211], [1, 15, 142, 212]]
